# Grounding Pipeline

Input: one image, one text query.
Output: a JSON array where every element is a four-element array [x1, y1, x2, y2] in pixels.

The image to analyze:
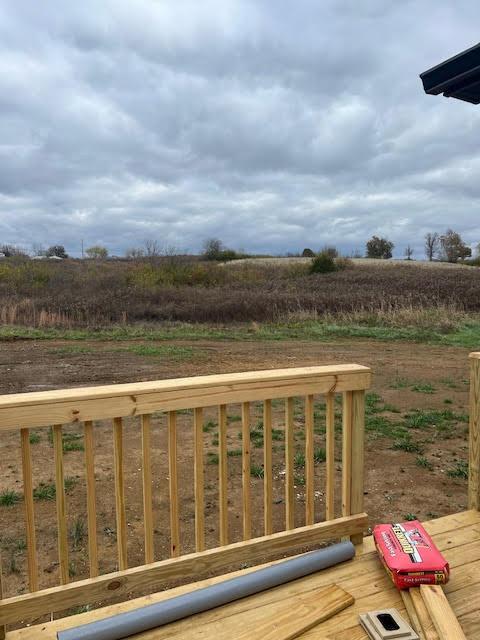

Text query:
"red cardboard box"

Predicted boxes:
[[373, 520, 449, 589]]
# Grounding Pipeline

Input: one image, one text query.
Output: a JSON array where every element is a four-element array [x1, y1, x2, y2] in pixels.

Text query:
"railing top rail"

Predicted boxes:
[[0, 364, 371, 430]]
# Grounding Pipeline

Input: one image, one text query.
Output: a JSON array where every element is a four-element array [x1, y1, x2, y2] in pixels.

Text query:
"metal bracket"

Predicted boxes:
[[359, 608, 419, 640]]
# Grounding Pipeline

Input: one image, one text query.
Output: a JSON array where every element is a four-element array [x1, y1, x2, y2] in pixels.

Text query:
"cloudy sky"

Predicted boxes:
[[1, 1, 480, 258]]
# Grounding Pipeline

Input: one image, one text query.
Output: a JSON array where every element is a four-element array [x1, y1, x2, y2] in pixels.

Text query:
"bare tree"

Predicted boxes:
[[404, 245, 414, 260], [143, 239, 161, 258], [424, 232, 439, 261], [125, 247, 145, 259]]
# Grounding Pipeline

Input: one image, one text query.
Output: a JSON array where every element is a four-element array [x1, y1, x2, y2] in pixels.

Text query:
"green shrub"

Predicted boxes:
[[310, 252, 337, 274]]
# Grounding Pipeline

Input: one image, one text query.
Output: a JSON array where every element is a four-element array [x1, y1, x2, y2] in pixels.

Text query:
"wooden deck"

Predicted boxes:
[[9, 509, 480, 640]]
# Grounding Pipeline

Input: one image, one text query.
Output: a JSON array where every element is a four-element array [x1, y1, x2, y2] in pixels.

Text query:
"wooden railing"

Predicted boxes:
[[469, 352, 480, 511], [0, 364, 370, 634]]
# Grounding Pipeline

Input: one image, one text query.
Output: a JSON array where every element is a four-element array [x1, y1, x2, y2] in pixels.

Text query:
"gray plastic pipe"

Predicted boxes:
[[58, 541, 354, 640]]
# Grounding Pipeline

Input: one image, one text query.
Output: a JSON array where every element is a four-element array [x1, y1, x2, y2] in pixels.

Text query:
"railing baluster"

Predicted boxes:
[[305, 395, 315, 525], [263, 399, 273, 535], [0, 548, 5, 640], [20, 428, 38, 591], [285, 398, 295, 530], [241, 401, 251, 540], [218, 405, 228, 546], [83, 421, 98, 577], [341, 391, 353, 518], [325, 393, 335, 520], [113, 417, 128, 570], [168, 411, 180, 557], [194, 407, 205, 552], [53, 425, 69, 584], [141, 414, 154, 564]]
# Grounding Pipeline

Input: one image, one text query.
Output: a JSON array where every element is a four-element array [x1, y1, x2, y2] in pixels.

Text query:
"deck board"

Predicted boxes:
[[7, 510, 480, 640]]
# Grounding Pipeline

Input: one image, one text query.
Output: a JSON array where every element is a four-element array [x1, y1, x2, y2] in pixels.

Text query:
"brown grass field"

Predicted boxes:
[[1, 256, 480, 327]]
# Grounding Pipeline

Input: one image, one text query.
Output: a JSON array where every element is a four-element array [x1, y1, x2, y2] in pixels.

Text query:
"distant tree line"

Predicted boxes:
[[1, 229, 479, 265]]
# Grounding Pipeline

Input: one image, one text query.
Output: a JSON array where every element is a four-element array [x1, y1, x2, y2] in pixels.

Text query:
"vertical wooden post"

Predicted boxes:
[[263, 399, 273, 535], [83, 421, 98, 578], [0, 547, 5, 640], [20, 428, 38, 591], [350, 390, 365, 545], [194, 407, 205, 552], [341, 391, 353, 519], [141, 414, 154, 564], [53, 425, 69, 584], [241, 402, 252, 540], [305, 395, 315, 526], [168, 411, 180, 557], [285, 398, 295, 530], [325, 393, 335, 521], [113, 418, 128, 570], [469, 352, 480, 511], [218, 404, 229, 546]]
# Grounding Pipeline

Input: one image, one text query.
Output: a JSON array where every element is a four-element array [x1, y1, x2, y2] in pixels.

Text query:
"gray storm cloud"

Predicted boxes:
[[0, 0, 479, 257]]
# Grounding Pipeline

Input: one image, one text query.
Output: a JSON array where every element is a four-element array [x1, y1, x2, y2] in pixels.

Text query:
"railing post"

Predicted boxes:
[[349, 390, 365, 545], [469, 353, 480, 511]]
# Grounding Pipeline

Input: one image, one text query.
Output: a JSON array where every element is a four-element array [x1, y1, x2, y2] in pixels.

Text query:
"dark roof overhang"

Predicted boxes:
[[420, 42, 480, 104]]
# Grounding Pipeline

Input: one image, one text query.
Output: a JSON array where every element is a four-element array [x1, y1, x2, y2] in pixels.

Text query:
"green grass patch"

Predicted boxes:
[[227, 448, 242, 457], [2, 318, 480, 348], [33, 477, 77, 500], [29, 431, 41, 445], [207, 452, 219, 465], [447, 460, 468, 479], [294, 452, 305, 467], [62, 432, 84, 452], [250, 464, 264, 478], [392, 437, 424, 454], [0, 490, 22, 506], [411, 382, 436, 394], [50, 345, 95, 355], [416, 456, 434, 471], [314, 447, 326, 463]]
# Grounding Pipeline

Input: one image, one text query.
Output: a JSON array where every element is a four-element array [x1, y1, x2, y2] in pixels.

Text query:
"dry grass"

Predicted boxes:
[[0, 257, 479, 328]]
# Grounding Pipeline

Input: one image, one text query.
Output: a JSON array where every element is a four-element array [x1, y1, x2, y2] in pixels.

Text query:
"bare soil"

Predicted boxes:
[[0, 337, 471, 601]]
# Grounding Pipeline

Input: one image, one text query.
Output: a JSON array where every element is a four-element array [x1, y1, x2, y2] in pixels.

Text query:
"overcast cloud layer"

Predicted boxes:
[[1, 1, 480, 257]]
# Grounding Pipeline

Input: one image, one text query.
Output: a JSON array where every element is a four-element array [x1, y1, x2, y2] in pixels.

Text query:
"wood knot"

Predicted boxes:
[[107, 580, 123, 591]]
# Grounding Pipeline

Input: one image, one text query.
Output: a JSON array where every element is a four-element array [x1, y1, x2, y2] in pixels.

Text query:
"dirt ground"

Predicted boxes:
[[0, 337, 472, 602]]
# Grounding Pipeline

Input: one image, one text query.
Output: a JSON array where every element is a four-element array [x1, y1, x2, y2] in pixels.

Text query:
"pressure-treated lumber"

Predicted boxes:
[[0, 513, 366, 625], [53, 424, 69, 585], [469, 352, 480, 510], [113, 418, 128, 570], [305, 394, 315, 526], [235, 585, 354, 640], [350, 390, 365, 544], [285, 398, 295, 530], [409, 587, 440, 640], [325, 392, 335, 520], [6, 510, 480, 640], [0, 548, 5, 640], [167, 411, 180, 557], [420, 585, 467, 640], [140, 414, 154, 564], [0, 365, 371, 430], [341, 392, 353, 518], [20, 428, 38, 592], [218, 404, 228, 546], [264, 399, 273, 535], [194, 407, 205, 552], [83, 421, 98, 578], [401, 590, 425, 639], [242, 401, 252, 540]]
